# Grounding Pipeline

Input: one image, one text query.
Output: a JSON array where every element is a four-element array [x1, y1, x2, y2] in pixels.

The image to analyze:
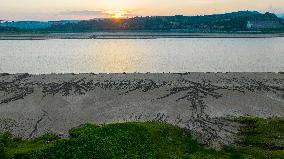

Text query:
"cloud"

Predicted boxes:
[[60, 10, 104, 16], [59, 10, 136, 18], [104, 10, 133, 18]]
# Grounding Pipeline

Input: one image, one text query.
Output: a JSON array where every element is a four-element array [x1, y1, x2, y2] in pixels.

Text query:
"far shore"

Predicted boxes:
[[1, 32, 284, 40]]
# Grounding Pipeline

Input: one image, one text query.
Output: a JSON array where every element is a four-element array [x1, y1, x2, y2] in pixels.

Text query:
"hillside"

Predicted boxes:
[[46, 11, 284, 32], [1, 11, 284, 33]]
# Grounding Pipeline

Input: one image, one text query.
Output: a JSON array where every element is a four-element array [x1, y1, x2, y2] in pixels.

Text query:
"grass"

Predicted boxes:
[[234, 117, 284, 158], [1, 117, 284, 159]]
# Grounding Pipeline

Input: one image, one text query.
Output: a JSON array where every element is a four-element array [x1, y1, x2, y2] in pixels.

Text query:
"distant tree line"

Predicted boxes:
[[1, 11, 284, 33], [0, 26, 20, 32]]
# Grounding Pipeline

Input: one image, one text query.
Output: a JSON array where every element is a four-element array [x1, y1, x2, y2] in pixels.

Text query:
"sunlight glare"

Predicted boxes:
[[105, 10, 128, 18]]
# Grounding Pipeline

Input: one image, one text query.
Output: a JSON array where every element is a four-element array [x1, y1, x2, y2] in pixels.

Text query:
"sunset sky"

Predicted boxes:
[[1, 0, 284, 21]]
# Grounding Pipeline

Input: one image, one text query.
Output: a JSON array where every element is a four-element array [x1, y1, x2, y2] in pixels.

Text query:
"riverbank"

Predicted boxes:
[[0, 73, 283, 148], [1, 32, 284, 40]]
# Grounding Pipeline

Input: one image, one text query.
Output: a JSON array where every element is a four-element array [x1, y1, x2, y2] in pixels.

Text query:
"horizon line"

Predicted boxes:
[[0, 10, 283, 22]]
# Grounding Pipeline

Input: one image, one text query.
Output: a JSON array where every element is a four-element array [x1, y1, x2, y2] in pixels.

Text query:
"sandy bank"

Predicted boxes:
[[0, 73, 283, 148]]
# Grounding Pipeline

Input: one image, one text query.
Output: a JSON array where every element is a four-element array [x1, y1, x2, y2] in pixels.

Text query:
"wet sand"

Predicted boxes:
[[1, 32, 284, 40], [0, 73, 283, 148]]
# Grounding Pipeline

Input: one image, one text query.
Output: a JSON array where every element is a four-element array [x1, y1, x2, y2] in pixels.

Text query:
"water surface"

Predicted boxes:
[[0, 38, 283, 73]]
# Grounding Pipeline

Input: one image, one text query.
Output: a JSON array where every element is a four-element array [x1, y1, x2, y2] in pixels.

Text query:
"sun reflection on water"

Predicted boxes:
[[84, 40, 147, 73]]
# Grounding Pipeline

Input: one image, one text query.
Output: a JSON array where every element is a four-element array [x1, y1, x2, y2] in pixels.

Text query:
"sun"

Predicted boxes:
[[105, 10, 128, 19]]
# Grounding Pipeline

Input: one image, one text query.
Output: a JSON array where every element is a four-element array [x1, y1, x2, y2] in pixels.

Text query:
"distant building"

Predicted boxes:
[[247, 20, 284, 29], [247, 21, 253, 29]]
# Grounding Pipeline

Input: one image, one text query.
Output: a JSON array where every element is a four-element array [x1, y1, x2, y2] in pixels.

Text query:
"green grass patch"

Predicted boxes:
[[222, 117, 284, 159], [1, 118, 284, 158]]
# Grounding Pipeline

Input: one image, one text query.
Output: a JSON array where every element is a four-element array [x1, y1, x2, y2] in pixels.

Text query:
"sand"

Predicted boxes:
[[0, 73, 283, 148]]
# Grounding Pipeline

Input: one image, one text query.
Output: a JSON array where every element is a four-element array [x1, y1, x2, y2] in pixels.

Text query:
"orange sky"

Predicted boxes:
[[0, 0, 284, 21]]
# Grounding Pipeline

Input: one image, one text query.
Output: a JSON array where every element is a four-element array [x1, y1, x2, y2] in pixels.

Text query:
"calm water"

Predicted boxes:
[[0, 38, 283, 73]]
